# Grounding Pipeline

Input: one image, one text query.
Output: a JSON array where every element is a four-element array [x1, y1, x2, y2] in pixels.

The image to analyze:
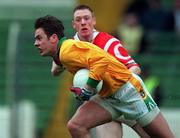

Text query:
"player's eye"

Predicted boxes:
[[35, 36, 42, 41], [75, 18, 81, 22], [84, 16, 90, 21]]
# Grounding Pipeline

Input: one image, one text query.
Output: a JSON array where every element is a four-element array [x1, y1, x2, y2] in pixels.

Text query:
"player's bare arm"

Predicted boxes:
[[51, 61, 65, 76]]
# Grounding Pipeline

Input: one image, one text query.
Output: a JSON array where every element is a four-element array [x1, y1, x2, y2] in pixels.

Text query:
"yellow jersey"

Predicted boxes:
[[59, 39, 133, 97]]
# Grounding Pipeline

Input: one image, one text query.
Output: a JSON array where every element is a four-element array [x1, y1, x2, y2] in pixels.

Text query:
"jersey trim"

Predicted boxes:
[[57, 37, 67, 49], [87, 78, 100, 89]]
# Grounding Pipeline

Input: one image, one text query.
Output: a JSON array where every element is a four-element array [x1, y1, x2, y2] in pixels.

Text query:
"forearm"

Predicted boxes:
[[51, 61, 65, 76]]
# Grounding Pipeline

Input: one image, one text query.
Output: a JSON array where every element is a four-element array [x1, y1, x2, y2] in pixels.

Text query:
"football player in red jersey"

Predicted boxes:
[[51, 5, 148, 138]]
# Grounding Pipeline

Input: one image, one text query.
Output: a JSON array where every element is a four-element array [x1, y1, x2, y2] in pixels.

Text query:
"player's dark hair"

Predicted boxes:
[[34, 15, 64, 39], [73, 4, 94, 15]]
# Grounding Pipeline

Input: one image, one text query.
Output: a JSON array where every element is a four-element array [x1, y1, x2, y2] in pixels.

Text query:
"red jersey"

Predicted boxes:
[[74, 31, 139, 69]]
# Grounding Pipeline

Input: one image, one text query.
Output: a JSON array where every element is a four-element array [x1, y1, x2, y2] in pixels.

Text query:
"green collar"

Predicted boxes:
[[54, 37, 67, 65], [57, 37, 67, 50]]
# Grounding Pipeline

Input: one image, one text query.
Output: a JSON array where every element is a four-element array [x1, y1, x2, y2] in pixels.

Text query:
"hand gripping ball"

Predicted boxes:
[[73, 69, 103, 92]]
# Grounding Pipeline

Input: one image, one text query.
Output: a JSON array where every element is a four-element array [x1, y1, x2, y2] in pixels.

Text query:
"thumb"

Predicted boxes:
[[69, 87, 81, 95], [70, 87, 77, 92]]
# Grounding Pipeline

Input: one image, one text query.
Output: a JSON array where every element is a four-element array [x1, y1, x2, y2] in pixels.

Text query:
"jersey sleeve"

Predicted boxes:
[[93, 32, 140, 69]]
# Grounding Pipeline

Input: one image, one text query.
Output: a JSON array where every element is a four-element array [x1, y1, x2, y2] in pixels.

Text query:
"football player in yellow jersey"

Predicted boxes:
[[34, 15, 174, 138], [51, 5, 148, 138]]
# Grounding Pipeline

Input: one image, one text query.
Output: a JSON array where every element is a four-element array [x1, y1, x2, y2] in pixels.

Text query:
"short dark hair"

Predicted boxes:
[[34, 15, 64, 39], [73, 4, 94, 15]]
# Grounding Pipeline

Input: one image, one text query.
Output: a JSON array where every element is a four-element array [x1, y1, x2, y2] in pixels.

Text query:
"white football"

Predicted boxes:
[[73, 69, 103, 92]]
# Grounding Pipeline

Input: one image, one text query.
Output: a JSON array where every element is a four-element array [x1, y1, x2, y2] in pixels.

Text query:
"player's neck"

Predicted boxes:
[[78, 35, 93, 42], [53, 37, 67, 65], [77, 29, 99, 42]]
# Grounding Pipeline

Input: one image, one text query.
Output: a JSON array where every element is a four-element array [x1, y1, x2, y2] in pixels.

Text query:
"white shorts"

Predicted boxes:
[[91, 73, 160, 127]]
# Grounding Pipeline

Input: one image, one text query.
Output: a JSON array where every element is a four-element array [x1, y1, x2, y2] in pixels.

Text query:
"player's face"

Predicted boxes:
[[72, 9, 96, 41], [34, 28, 55, 57]]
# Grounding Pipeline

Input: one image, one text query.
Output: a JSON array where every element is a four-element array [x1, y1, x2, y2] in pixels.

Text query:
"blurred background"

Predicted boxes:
[[0, 0, 180, 138]]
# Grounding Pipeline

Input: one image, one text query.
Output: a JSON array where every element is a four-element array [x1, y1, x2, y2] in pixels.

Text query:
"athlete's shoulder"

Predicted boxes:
[[94, 32, 119, 43], [64, 38, 75, 44], [62, 38, 79, 47], [64, 39, 93, 51], [95, 32, 114, 39], [93, 32, 120, 48], [60, 39, 75, 51]]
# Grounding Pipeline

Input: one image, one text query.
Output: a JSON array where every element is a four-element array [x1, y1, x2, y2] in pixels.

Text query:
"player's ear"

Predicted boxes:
[[50, 34, 58, 43], [92, 16, 96, 26]]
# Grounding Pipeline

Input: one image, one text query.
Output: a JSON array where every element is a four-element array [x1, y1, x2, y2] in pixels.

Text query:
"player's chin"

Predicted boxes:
[[80, 30, 89, 35], [81, 33, 91, 39]]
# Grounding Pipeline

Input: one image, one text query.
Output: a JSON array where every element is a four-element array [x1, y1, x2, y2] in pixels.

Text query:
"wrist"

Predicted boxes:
[[79, 87, 95, 101], [87, 77, 100, 89]]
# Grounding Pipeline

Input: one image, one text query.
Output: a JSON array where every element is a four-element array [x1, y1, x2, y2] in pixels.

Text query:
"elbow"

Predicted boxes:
[[51, 69, 59, 76], [51, 66, 63, 76], [129, 66, 141, 75]]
